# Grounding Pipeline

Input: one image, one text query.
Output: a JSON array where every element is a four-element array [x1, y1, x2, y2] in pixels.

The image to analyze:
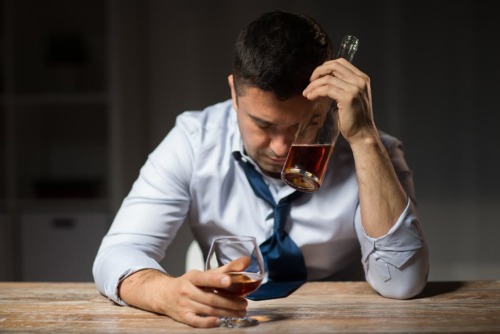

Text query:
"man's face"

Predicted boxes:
[[228, 75, 312, 177]]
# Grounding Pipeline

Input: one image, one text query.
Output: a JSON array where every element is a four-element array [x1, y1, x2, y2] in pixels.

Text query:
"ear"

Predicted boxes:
[[228, 74, 238, 112]]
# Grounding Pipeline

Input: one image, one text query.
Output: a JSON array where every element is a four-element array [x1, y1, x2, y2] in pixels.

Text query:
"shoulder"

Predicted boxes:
[[146, 99, 237, 188], [151, 99, 236, 159], [173, 100, 237, 157], [175, 100, 235, 135]]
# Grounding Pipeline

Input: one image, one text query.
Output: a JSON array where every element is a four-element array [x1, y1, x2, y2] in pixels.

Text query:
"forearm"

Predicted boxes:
[[350, 133, 408, 237], [119, 269, 174, 314]]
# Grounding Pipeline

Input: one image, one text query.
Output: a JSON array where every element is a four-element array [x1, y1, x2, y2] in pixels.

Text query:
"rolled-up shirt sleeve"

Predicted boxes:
[[93, 118, 194, 305], [355, 198, 429, 299], [92, 243, 167, 305]]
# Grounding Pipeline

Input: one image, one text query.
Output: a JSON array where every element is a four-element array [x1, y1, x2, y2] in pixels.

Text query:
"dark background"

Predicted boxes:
[[1, 0, 499, 281]]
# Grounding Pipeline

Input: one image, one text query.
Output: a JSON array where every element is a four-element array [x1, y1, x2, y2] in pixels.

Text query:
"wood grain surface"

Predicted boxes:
[[1, 281, 499, 333]]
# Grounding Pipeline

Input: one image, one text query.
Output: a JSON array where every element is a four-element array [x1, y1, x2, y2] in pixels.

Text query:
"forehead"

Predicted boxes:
[[237, 87, 312, 125]]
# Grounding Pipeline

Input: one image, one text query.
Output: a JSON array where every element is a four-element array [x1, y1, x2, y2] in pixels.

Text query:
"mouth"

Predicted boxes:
[[266, 156, 287, 166], [260, 158, 286, 177], [266, 152, 286, 161]]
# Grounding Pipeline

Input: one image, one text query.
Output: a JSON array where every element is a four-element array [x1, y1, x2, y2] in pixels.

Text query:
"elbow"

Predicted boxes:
[[375, 276, 427, 300], [368, 246, 430, 300]]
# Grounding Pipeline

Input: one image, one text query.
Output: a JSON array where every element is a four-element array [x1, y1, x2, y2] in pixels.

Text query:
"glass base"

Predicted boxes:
[[281, 168, 320, 192], [219, 317, 259, 328]]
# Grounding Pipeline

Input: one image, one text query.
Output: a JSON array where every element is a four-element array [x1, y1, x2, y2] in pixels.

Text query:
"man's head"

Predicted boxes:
[[232, 10, 333, 100], [229, 10, 333, 177]]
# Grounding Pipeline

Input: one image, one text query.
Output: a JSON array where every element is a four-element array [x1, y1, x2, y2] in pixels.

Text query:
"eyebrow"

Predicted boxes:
[[247, 112, 275, 126]]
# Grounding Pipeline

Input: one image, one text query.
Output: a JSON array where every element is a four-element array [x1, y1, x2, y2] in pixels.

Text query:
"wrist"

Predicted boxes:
[[346, 129, 380, 152]]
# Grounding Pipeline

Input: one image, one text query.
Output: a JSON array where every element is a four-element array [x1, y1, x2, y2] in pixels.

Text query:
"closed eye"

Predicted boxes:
[[247, 112, 298, 132], [255, 120, 272, 129], [249, 115, 273, 129]]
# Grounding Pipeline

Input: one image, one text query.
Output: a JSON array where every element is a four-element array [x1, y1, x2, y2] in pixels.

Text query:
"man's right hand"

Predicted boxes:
[[118, 258, 250, 328]]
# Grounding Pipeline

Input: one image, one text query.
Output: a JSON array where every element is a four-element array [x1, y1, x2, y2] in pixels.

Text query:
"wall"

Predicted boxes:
[[141, 1, 500, 280], [4, 0, 495, 282]]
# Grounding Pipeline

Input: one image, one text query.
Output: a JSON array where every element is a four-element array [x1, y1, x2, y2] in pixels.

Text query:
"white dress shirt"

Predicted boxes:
[[93, 99, 429, 304]]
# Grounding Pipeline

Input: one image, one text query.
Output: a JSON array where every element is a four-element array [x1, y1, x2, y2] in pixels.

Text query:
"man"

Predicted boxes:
[[93, 10, 429, 328]]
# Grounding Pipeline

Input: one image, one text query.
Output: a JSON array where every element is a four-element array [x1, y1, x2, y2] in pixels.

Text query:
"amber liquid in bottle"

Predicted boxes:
[[281, 144, 332, 192]]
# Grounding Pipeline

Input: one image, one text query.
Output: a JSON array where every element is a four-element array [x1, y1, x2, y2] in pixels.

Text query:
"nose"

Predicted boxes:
[[270, 132, 293, 158]]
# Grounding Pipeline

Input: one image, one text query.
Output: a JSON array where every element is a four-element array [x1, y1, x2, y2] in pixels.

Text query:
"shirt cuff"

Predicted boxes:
[[358, 198, 426, 281], [94, 245, 167, 306]]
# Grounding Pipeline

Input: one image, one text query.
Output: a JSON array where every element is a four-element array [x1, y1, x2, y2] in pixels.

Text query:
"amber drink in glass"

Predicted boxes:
[[205, 236, 266, 328]]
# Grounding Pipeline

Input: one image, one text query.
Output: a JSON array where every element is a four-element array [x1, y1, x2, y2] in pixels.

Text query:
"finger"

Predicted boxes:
[[183, 312, 221, 328], [184, 270, 248, 310], [182, 289, 247, 326], [309, 58, 365, 85], [193, 271, 250, 312], [304, 68, 367, 102], [320, 58, 362, 76], [304, 67, 354, 99], [218, 256, 251, 274], [303, 74, 336, 95], [336, 57, 367, 78], [182, 300, 248, 328], [308, 59, 339, 81], [309, 58, 353, 82], [168, 283, 247, 327], [303, 75, 348, 101], [186, 269, 232, 289], [195, 293, 248, 315]]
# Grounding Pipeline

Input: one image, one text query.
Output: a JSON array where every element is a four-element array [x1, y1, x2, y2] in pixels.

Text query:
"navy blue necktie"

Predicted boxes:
[[233, 152, 306, 300]]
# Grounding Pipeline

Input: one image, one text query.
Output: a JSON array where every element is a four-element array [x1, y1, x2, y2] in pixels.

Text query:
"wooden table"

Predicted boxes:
[[0, 281, 499, 333]]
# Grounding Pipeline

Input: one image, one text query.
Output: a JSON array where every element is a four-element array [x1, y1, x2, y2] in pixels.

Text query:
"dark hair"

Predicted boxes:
[[232, 10, 333, 100]]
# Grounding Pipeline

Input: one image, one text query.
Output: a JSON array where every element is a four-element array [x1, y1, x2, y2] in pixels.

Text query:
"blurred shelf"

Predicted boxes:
[[4, 92, 109, 106], [0, 0, 114, 281], [14, 198, 109, 213]]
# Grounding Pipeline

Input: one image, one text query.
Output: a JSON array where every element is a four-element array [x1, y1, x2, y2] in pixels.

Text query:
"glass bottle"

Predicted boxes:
[[281, 35, 359, 192]]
